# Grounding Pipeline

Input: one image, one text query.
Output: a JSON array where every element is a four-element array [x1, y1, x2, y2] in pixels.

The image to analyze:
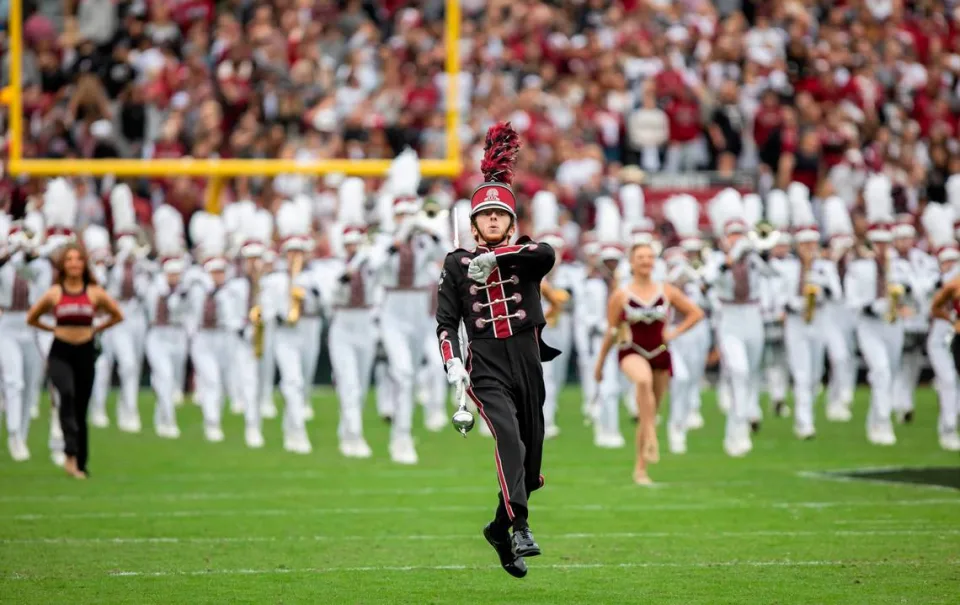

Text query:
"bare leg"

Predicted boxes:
[[621, 354, 656, 483]]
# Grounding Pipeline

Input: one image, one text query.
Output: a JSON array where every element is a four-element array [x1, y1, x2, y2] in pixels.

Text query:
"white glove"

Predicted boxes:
[[728, 237, 752, 263], [445, 358, 470, 403], [870, 298, 889, 316], [467, 251, 497, 283]]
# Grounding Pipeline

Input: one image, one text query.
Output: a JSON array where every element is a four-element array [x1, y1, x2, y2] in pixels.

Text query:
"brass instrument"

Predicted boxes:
[[887, 283, 904, 323], [541, 281, 571, 327], [248, 260, 265, 359], [885, 256, 904, 324], [747, 220, 781, 253], [803, 282, 819, 323], [286, 251, 306, 324]]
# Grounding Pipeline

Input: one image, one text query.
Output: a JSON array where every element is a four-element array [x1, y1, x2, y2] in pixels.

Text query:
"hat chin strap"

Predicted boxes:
[[472, 216, 514, 248]]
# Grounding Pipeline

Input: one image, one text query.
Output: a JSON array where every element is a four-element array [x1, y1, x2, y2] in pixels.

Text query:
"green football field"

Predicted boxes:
[[1, 387, 958, 604]]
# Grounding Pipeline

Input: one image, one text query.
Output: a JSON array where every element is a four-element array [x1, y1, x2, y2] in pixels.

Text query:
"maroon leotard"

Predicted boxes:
[[617, 285, 672, 373]]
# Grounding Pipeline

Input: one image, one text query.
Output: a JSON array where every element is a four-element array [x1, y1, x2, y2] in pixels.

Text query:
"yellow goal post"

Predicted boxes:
[[2, 0, 462, 212]]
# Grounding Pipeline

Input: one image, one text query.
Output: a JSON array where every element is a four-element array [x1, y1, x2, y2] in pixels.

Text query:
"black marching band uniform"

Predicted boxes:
[[435, 123, 560, 578]]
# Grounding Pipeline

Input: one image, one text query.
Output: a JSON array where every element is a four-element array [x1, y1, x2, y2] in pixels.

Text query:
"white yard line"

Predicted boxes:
[[93, 559, 935, 578], [2, 528, 958, 546], [5, 497, 958, 521]]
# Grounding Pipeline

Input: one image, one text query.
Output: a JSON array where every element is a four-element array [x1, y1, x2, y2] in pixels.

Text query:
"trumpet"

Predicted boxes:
[[287, 251, 305, 325], [886, 283, 905, 323], [747, 221, 781, 253], [248, 260, 265, 359], [803, 282, 819, 324], [541, 281, 571, 327]]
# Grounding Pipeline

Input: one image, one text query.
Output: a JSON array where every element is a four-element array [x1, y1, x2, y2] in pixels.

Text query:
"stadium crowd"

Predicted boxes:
[[2, 0, 960, 237]]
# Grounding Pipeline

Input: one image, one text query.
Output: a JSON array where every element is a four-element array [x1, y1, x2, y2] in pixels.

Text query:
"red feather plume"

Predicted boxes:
[[480, 122, 520, 186]]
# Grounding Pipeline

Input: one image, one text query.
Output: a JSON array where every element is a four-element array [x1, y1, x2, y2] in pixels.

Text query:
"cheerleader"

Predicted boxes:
[[593, 242, 703, 485]]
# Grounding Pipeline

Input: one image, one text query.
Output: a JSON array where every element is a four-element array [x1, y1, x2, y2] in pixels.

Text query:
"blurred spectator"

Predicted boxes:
[[2, 0, 960, 235]]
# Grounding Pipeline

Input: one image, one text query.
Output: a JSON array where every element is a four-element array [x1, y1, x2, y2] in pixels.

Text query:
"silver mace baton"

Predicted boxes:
[[450, 205, 475, 437]]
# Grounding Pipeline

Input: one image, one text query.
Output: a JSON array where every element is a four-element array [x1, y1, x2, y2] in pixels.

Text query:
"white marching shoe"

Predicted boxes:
[[938, 431, 960, 452], [389, 436, 419, 465], [155, 424, 181, 439], [793, 425, 816, 441], [283, 432, 313, 455], [245, 427, 265, 449], [685, 410, 704, 430], [424, 410, 448, 433], [594, 430, 626, 449], [339, 437, 373, 459], [544, 424, 561, 440], [260, 400, 278, 420], [204, 425, 225, 443], [826, 404, 852, 423], [117, 413, 142, 434], [30, 404, 40, 419], [303, 405, 315, 422], [90, 410, 110, 428], [229, 399, 245, 415], [173, 390, 185, 407], [867, 423, 897, 446], [667, 425, 687, 454], [7, 436, 30, 462], [50, 451, 66, 467], [723, 425, 752, 458]]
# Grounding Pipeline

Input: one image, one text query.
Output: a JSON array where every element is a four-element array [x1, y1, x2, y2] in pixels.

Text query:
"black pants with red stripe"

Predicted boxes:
[[466, 330, 545, 532]]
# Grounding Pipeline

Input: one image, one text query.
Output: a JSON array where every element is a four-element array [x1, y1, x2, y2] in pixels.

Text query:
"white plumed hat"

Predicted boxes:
[[619, 183, 645, 232], [708, 188, 746, 237], [386, 148, 421, 215], [192, 212, 227, 271], [946, 174, 960, 237], [921, 203, 958, 263], [82, 224, 111, 262], [42, 178, 78, 238], [822, 195, 854, 248], [764, 189, 792, 245], [532, 190, 563, 249], [788, 184, 819, 244], [276, 199, 311, 253], [110, 182, 139, 254], [338, 177, 367, 246], [223, 199, 257, 256], [863, 173, 894, 242], [663, 194, 701, 251], [595, 196, 623, 261], [154, 205, 187, 273]]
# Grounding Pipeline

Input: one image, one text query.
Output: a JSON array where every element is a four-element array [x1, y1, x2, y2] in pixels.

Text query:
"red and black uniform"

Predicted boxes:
[[49, 286, 97, 472], [436, 236, 559, 532]]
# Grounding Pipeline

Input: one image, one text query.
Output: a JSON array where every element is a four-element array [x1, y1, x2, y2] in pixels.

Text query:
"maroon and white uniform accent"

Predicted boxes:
[[143, 272, 190, 433], [617, 285, 672, 373], [328, 252, 380, 446]]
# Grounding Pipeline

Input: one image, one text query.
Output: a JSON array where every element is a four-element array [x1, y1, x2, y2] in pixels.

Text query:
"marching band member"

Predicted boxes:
[[891, 213, 935, 424], [92, 184, 149, 434], [821, 196, 858, 422], [374, 150, 446, 464], [843, 175, 916, 446], [83, 224, 113, 427], [223, 200, 258, 417], [301, 200, 337, 422], [702, 189, 777, 457], [753, 190, 791, 422], [327, 179, 379, 458], [532, 191, 573, 439], [259, 200, 316, 454], [573, 230, 600, 420], [143, 206, 190, 439], [186, 213, 245, 443], [779, 190, 843, 439], [922, 203, 960, 451], [236, 208, 274, 449], [0, 211, 48, 461], [582, 197, 627, 448], [257, 248, 279, 422], [417, 194, 455, 433], [662, 194, 711, 451]]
